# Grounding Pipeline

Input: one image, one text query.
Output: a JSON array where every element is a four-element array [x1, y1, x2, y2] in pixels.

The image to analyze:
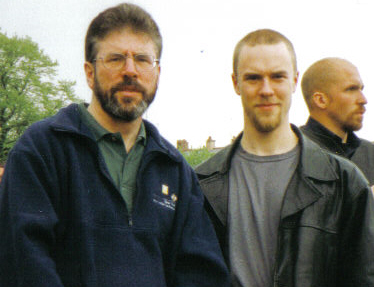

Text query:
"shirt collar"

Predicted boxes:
[[136, 122, 147, 146], [78, 102, 146, 145]]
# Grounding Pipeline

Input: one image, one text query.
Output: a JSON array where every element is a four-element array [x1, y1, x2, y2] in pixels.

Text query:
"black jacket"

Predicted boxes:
[[301, 117, 374, 185], [195, 126, 374, 287]]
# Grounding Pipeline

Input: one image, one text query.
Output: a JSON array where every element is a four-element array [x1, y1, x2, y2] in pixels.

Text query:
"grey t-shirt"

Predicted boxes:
[[228, 144, 300, 287]]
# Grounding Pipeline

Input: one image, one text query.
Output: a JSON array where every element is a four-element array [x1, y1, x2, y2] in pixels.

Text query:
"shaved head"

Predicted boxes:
[[301, 57, 366, 137], [301, 58, 357, 109]]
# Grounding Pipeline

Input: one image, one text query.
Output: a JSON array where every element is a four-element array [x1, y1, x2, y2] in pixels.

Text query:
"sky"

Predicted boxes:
[[1, 0, 373, 148]]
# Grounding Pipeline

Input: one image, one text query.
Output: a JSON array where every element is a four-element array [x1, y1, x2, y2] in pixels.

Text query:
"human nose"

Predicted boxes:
[[358, 90, 367, 106], [120, 56, 138, 77], [259, 78, 274, 96]]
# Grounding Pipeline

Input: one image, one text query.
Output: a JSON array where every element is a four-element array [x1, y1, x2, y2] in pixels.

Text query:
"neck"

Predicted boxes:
[[87, 99, 142, 153], [241, 121, 298, 156]]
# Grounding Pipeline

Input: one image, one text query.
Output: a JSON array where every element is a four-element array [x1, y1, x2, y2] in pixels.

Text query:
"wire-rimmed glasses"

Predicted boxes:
[[94, 53, 159, 73]]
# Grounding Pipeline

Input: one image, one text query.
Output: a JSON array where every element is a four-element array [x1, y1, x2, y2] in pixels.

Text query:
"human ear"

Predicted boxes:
[[84, 62, 95, 90], [292, 71, 299, 93], [312, 92, 329, 109], [232, 73, 241, 96]]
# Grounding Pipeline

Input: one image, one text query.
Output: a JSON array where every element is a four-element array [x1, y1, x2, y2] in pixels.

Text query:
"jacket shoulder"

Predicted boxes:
[[195, 145, 233, 178], [21, 104, 80, 135], [358, 138, 374, 150], [9, 104, 82, 156], [326, 149, 370, 192], [142, 120, 185, 164]]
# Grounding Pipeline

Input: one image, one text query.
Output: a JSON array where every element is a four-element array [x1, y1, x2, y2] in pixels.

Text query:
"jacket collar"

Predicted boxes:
[[195, 133, 242, 177], [49, 103, 182, 163], [280, 125, 339, 218], [197, 124, 340, 225], [198, 125, 342, 225], [197, 125, 338, 182], [303, 117, 361, 158], [294, 125, 338, 181]]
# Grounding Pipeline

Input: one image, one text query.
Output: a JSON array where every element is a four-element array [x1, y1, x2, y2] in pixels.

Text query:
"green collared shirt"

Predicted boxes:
[[78, 103, 146, 213]]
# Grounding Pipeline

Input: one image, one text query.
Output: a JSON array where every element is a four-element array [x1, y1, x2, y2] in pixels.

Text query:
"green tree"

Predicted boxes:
[[0, 31, 81, 162], [179, 147, 214, 168]]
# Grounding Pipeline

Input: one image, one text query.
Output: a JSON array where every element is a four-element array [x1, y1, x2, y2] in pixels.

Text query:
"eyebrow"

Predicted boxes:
[[345, 83, 364, 91], [241, 70, 289, 78], [242, 72, 261, 79], [273, 70, 288, 75]]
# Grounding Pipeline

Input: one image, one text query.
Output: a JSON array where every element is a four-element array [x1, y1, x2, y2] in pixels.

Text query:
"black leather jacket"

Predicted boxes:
[[301, 117, 374, 185], [196, 126, 374, 287]]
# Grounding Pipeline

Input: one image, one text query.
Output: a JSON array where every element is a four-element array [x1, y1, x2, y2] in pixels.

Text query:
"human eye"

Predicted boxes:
[[347, 86, 357, 91], [244, 74, 261, 81], [345, 85, 363, 92], [105, 54, 124, 63], [272, 72, 286, 80], [135, 54, 152, 64]]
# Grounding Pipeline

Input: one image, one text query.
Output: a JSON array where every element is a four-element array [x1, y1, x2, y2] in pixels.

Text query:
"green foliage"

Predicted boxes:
[[0, 31, 81, 162], [179, 147, 214, 168]]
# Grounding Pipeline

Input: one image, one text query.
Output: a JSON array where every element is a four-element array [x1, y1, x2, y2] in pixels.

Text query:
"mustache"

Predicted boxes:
[[111, 77, 146, 94], [356, 105, 366, 114]]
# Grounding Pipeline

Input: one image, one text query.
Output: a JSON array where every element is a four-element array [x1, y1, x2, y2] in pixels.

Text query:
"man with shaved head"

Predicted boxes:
[[301, 57, 374, 187]]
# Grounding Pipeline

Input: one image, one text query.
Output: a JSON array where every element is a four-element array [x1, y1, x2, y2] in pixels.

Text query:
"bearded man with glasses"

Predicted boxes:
[[0, 3, 229, 287]]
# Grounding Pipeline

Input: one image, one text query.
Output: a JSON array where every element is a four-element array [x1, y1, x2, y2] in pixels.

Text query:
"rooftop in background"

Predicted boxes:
[[177, 136, 237, 153]]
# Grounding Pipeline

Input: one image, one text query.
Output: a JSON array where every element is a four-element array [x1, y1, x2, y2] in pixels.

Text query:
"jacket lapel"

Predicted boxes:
[[196, 134, 243, 227], [281, 173, 322, 219], [201, 174, 229, 226], [281, 127, 339, 218]]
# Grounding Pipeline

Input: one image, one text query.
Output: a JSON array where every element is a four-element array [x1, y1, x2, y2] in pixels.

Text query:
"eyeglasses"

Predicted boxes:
[[94, 53, 159, 72]]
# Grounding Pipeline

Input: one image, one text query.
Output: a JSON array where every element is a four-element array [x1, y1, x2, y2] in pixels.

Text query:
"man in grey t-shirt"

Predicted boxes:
[[196, 29, 374, 287], [229, 145, 299, 286]]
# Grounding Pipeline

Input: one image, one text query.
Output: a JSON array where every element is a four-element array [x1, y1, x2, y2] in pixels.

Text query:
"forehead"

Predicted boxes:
[[97, 28, 157, 55], [237, 43, 294, 75], [337, 62, 362, 83]]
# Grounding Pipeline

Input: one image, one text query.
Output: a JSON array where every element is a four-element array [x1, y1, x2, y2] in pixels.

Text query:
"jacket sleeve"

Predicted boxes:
[[0, 147, 64, 287], [171, 169, 230, 287], [338, 180, 374, 286]]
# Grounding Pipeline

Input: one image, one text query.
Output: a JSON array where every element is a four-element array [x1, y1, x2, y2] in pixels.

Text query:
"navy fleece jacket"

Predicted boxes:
[[0, 104, 229, 287]]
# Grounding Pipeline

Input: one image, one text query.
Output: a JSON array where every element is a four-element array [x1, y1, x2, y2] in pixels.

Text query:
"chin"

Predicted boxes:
[[344, 123, 363, 132]]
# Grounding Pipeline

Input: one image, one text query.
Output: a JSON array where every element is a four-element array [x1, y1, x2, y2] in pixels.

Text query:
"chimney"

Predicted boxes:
[[177, 139, 189, 152], [206, 136, 215, 151]]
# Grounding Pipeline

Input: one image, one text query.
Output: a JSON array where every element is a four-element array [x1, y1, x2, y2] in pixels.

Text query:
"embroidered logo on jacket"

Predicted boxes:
[[153, 184, 177, 211], [162, 184, 169, 195]]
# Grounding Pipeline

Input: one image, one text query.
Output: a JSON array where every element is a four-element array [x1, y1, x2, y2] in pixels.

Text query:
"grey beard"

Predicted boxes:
[[93, 74, 156, 122], [100, 96, 149, 122]]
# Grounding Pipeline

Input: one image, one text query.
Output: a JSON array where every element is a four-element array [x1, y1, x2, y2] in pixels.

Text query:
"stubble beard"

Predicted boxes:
[[342, 114, 363, 132], [247, 108, 282, 133], [329, 109, 364, 133], [93, 75, 157, 122]]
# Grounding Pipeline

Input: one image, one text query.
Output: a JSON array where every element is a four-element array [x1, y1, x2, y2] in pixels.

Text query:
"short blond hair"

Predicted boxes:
[[233, 29, 297, 77]]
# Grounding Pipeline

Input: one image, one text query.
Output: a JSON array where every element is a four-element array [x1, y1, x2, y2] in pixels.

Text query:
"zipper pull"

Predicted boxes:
[[128, 215, 133, 227]]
